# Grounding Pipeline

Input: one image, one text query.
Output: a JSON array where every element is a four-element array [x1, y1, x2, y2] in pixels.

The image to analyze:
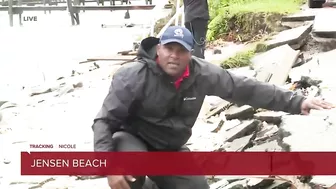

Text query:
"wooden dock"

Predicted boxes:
[[0, 0, 155, 26]]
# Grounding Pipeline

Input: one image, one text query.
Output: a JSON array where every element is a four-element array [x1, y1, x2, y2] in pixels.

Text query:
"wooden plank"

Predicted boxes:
[[205, 100, 232, 119], [78, 60, 96, 64], [0, 5, 155, 12], [0, 5, 67, 11], [117, 50, 137, 55], [72, 4, 155, 11], [87, 54, 136, 61]]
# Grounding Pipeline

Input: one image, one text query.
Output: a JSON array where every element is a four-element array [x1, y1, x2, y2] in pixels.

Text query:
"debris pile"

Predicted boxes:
[[188, 8, 336, 189]]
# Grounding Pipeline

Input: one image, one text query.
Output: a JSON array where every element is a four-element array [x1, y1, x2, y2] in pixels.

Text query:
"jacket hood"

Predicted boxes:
[[137, 37, 160, 61], [135, 36, 199, 82]]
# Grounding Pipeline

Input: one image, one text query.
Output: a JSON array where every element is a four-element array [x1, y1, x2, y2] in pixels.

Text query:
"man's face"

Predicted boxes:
[[156, 42, 192, 79]]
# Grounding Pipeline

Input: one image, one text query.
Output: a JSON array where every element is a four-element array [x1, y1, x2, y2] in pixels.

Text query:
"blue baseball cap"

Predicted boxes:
[[160, 26, 194, 51]]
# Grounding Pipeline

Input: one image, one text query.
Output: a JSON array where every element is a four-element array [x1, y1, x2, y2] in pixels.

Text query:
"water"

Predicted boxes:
[[0, 0, 169, 89]]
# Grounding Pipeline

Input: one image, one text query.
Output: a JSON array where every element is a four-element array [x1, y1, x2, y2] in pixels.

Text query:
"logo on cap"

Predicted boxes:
[[173, 28, 184, 38]]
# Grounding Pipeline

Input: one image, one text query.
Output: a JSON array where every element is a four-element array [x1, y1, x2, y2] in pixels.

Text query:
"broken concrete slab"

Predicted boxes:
[[245, 140, 283, 152], [282, 12, 315, 22], [225, 105, 254, 120], [264, 180, 290, 189], [186, 132, 224, 151], [267, 47, 300, 85], [224, 133, 256, 151], [220, 119, 260, 142], [198, 96, 226, 119], [205, 96, 226, 108], [252, 45, 300, 85], [252, 45, 291, 70], [220, 179, 248, 189], [221, 119, 242, 132], [254, 111, 289, 125], [313, 8, 336, 38], [265, 23, 313, 50], [192, 119, 223, 135], [212, 177, 274, 189], [279, 110, 336, 151], [288, 57, 320, 83], [247, 177, 274, 189], [255, 123, 279, 142], [29, 86, 53, 96], [311, 176, 336, 188], [210, 179, 229, 189]]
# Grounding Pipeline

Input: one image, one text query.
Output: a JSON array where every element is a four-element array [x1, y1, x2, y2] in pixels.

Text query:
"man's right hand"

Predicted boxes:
[[107, 175, 136, 189]]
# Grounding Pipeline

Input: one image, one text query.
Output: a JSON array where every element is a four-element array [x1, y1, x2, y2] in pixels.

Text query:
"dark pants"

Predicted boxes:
[[185, 19, 208, 59], [111, 131, 209, 189]]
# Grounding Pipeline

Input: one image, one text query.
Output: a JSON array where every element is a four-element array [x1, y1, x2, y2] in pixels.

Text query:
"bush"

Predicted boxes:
[[207, 0, 306, 41]]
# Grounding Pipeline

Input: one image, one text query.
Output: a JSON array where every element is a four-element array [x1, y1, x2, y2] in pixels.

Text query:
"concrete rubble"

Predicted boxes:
[[1, 5, 336, 189], [312, 8, 336, 38], [264, 23, 313, 50], [192, 8, 336, 189]]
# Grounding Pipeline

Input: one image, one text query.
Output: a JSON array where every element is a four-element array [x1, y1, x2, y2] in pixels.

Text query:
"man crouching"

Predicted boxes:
[[92, 26, 333, 189]]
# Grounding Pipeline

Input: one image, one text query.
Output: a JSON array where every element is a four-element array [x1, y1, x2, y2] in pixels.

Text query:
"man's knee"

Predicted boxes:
[[170, 176, 209, 189], [184, 176, 209, 189], [150, 175, 209, 189], [112, 131, 148, 152]]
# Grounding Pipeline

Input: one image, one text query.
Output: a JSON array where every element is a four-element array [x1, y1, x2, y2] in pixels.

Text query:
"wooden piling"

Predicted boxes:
[[66, 0, 76, 25], [43, 0, 46, 14], [18, 0, 22, 25], [8, 0, 13, 27]]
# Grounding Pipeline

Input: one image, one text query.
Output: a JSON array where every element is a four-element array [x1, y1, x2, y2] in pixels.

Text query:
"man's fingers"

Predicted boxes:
[[321, 102, 333, 109], [120, 178, 131, 189], [321, 101, 335, 108], [309, 102, 323, 110], [313, 100, 333, 109], [125, 175, 136, 182]]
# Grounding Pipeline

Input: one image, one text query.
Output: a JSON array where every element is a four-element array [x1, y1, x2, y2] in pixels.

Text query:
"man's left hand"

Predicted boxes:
[[301, 97, 334, 115]]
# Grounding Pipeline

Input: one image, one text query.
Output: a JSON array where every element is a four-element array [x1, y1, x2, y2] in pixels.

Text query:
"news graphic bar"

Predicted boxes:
[[20, 152, 336, 176], [29, 144, 77, 150]]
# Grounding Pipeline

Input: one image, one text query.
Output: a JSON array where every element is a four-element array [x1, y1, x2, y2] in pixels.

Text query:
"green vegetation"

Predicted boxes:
[[209, 0, 305, 69], [220, 42, 267, 69], [207, 0, 305, 41]]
